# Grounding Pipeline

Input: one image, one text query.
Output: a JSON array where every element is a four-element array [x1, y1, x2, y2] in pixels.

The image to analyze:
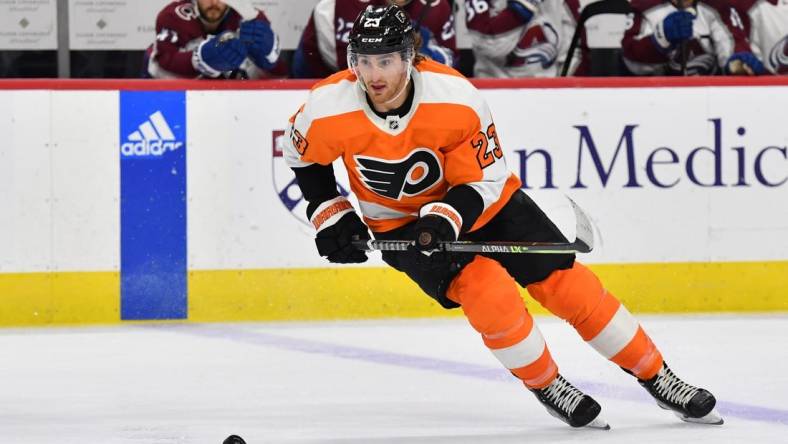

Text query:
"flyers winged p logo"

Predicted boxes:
[[355, 148, 442, 200]]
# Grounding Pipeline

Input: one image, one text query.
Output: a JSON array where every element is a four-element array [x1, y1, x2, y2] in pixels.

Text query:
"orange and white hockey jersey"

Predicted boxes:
[[283, 58, 521, 233]]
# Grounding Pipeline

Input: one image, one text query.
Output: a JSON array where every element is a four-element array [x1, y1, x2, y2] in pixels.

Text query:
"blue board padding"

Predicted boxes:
[[120, 91, 187, 320]]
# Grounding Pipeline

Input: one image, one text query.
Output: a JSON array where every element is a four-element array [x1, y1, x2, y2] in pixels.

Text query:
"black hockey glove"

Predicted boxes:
[[309, 196, 370, 264], [412, 202, 462, 266]]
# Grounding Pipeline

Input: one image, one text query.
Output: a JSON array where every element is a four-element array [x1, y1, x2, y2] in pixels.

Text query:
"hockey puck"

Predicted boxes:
[[223, 435, 246, 444]]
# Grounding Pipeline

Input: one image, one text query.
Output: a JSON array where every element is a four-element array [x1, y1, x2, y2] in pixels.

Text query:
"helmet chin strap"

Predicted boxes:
[[382, 61, 413, 106]]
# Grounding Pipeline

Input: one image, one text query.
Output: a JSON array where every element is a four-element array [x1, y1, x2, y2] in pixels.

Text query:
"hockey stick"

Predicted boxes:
[[353, 197, 594, 254], [677, 5, 697, 76], [679, 42, 688, 76]]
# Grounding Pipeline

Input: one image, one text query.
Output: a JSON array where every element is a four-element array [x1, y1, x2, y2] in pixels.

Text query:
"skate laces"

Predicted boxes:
[[542, 375, 585, 414], [652, 366, 699, 407]]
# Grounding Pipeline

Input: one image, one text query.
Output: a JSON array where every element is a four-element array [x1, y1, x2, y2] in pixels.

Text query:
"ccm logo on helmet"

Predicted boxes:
[[361, 37, 384, 43], [355, 149, 443, 200]]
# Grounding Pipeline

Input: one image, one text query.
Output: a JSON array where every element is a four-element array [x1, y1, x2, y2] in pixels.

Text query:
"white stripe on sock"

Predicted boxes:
[[490, 326, 546, 370], [587, 304, 639, 359]]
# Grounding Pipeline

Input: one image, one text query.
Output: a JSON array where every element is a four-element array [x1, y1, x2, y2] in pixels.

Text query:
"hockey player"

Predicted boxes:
[[465, 0, 583, 77], [718, 0, 787, 75], [284, 4, 723, 428], [621, 0, 762, 75], [291, 0, 457, 78], [144, 0, 286, 79]]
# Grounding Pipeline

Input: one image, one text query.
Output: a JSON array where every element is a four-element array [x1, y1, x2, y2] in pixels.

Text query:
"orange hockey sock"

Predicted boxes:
[[526, 262, 663, 380], [447, 256, 558, 388]]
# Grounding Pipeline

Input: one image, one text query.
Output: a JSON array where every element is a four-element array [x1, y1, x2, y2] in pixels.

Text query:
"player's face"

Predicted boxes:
[[355, 52, 410, 108], [197, 0, 228, 22]]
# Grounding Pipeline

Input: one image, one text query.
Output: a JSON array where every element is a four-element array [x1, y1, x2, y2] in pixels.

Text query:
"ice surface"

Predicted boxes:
[[0, 314, 785, 443]]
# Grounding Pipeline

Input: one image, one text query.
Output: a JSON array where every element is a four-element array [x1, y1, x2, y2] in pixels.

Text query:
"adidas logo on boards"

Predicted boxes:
[[121, 111, 184, 157]]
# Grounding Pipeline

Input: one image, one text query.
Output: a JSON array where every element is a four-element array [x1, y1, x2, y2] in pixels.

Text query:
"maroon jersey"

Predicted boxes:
[[621, 0, 747, 75], [146, 0, 286, 79], [721, 0, 788, 74], [293, 0, 457, 78], [464, 0, 587, 77]]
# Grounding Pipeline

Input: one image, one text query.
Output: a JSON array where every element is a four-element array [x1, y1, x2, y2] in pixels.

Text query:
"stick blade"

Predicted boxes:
[[567, 197, 594, 253]]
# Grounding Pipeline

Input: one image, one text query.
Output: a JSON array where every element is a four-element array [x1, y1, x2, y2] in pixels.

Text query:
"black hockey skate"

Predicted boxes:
[[636, 362, 723, 425], [529, 374, 610, 429]]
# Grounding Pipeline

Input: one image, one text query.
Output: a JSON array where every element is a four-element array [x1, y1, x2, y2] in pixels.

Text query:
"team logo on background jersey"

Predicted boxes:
[[175, 3, 198, 21], [768, 36, 788, 74], [355, 148, 442, 200], [271, 130, 350, 227]]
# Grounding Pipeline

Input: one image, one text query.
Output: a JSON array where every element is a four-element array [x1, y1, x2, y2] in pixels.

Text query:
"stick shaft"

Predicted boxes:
[[352, 197, 594, 255], [352, 239, 590, 254]]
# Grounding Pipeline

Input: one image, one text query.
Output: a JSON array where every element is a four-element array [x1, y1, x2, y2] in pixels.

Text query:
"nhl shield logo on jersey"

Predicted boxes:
[[271, 130, 350, 226], [355, 148, 443, 200]]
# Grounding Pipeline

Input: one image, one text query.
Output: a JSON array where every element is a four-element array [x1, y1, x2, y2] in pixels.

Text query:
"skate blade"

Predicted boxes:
[[674, 408, 724, 425], [544, 407, 611, 430], [585, 416, 611, 430], [657, 401, 724, 425]]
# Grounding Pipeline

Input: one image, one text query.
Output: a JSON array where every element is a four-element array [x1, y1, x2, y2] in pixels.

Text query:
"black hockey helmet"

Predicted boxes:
[[348, 5, 415, 55]]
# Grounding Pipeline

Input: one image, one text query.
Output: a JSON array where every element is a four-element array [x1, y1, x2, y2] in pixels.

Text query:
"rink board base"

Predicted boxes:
[[0, 260, 786, 326], [0, 271, 120, 326]]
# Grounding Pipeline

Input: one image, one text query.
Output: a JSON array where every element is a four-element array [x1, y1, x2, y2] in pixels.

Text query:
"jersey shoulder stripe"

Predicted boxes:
[[311, 68, 356, 91], [415, 58, 465, 78], [418, 66, 489, 130], [303, 70, 363, 124]]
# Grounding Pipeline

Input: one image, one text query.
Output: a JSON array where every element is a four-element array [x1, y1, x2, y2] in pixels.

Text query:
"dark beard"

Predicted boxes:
[[198, 6, 226, 24]]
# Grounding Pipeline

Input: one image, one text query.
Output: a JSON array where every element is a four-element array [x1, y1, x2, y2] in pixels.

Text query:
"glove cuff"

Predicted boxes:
[[652, 21, 673, 50], [419, 202, 462, 240], [310, 196, 355, 232], [508, 0, 538, 23], [726, 53, 766, 75], [423, 44, 453, 66], [263, 32, 281, 66], [192, 38, 224, 78]]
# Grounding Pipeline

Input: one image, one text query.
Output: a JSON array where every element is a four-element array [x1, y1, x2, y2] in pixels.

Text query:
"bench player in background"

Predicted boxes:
[[717, 0, 787, 75], [621, 0, 764, 75], [144, 0, 287, 79], [283, 3, 723, 429], [465, 0, 584, 77], [291, 0, 458, 78]]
